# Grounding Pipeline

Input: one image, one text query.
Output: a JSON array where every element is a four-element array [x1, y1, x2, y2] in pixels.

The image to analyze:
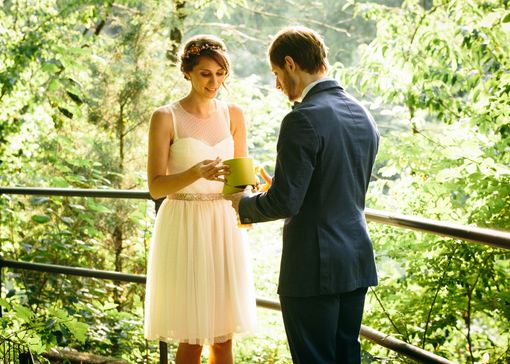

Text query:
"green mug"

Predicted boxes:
[[223, 157, 257, 194]]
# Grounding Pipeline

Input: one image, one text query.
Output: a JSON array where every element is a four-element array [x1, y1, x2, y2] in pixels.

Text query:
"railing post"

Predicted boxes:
[[154, 198, 168, 364], [19, 350, 34, 364], [0, 256, 3, 318], [159, 341, 168, 364]]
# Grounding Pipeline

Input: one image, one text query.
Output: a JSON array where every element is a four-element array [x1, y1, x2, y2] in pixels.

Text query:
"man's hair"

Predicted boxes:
[[268, 26, 329, 74]]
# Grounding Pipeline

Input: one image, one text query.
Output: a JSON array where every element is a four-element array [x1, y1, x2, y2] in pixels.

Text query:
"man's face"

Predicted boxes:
[[271, 63, 300, 102]]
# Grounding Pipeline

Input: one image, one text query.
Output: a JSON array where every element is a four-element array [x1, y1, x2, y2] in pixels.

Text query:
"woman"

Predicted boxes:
[[144, 35, 256, 364]]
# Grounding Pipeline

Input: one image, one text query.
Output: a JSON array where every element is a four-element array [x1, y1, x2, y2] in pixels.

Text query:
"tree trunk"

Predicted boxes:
[[166, 0, 187, 63]]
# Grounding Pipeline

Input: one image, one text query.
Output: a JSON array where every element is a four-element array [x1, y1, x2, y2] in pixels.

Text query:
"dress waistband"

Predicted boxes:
[[168, 193, 225, 201]]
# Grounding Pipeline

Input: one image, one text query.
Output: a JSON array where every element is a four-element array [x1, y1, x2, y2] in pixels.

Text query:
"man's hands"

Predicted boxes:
[[225, 166, 272, 213], [192, 157, 229, 182], [224, 185, 254, 213]]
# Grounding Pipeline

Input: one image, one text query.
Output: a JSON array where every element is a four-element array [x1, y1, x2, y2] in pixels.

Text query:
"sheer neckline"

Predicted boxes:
[[172, 135, 233, 148], [177, 100, 219, 120]]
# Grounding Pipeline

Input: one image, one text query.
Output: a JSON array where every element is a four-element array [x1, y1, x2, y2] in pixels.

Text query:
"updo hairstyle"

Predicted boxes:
[[179, 35, 231, 80]]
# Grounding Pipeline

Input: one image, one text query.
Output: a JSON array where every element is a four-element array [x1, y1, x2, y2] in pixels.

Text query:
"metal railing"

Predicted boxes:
[[2, 187, 509, 363], [0, 337, 34, 364]]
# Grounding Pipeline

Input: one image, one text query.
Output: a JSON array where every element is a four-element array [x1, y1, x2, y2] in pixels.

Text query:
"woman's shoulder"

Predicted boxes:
[[224, 101, 242, 112], [224, 102, 244, 119], [153, 103, 177, 115], [151, 103, 176, 123], [149, 105, 178, 137]]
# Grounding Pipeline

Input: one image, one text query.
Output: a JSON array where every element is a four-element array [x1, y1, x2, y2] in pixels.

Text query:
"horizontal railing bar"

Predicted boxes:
[[0, 259, 146, 283], [235, 295, 455, 363], [365, 208, 510, 250], [1, 259, 453, 364], [1, 187, 508, 250], [360, 325, 454, 364], [0, 187, 151, 200]]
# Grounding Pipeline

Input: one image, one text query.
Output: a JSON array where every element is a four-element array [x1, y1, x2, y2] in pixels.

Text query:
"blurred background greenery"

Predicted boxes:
[[1, 0, 509, 363]]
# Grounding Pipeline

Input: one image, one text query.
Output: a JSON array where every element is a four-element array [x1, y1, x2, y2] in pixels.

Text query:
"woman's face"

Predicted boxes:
[[186, 57, 227, 98]]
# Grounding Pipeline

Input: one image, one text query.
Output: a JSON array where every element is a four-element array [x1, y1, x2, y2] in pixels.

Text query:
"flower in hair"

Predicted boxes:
[[184, 43, 224, 58]]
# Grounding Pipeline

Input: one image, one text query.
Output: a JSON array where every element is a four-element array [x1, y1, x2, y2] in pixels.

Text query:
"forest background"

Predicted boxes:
[[0, 0, 509, 363]]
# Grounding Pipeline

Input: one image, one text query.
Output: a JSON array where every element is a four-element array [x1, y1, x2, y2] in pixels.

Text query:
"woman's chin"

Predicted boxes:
[[207, 92, 218, 98]]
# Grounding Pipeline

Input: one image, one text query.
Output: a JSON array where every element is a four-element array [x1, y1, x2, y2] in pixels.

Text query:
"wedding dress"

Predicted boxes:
[[144, 100, 256, 345]]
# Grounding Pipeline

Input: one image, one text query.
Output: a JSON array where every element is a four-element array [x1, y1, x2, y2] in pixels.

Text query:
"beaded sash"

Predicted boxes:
[[168, 193, 225, 201]]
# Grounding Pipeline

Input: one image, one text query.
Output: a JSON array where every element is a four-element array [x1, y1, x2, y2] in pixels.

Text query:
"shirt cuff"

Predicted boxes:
[[238, 195, 253, 224]]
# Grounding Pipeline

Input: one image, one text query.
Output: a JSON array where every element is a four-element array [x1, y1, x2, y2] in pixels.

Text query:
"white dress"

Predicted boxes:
[[144, 100, 256, 345]]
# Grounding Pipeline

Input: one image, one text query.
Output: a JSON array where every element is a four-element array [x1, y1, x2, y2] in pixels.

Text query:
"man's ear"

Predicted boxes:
[[284, 56, 297, 71]]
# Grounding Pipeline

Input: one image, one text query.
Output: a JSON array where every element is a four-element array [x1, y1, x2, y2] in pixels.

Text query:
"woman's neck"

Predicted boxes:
[[180, 94, 216, 118]]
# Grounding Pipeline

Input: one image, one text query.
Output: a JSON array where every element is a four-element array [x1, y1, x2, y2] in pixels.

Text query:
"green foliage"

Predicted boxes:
[[1, 0, 509, 363], [1, 295, 87, 359]]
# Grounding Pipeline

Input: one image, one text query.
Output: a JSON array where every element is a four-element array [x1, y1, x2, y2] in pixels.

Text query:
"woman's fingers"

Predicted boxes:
[[199, 158, 229, 181]]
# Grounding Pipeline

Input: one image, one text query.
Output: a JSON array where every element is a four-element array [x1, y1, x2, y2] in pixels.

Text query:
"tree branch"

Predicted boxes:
[[370, 287, 408, 341], [421, 243, 458, 348], [235, 2, 351, 35]]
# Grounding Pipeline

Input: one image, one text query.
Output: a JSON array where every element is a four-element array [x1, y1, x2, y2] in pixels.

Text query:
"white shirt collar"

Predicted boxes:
[[300, 77, 331, 101]]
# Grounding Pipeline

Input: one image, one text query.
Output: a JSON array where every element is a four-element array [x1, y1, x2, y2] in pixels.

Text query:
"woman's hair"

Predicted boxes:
[[268, 26, 329, 74], [179, 35, 230, 79]]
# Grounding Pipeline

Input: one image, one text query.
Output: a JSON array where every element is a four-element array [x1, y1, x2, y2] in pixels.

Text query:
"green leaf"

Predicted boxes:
[[31, 196, 50, 206], [48, 307, 69, 320], [0, 298, 11, 308], [61, 216, 74, 225], [58, 106, 73, 119], [31, 214, 51, 223], [87, 201, 113, 214], [14, 305, 34, 321], [103, 302, 118, 311], [63, 320, 88, 343], [41, 63, 61, 73], [66, 91, 83, 105], [26, 336, 45, 354], [45, 318, 57, 329]]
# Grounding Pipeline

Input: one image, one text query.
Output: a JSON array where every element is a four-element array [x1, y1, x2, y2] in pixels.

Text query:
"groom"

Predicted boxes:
[[228, 26, 379, 363]]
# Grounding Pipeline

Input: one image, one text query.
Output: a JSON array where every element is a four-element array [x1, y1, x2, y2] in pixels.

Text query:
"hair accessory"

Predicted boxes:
[[184, 43, 224, 59]]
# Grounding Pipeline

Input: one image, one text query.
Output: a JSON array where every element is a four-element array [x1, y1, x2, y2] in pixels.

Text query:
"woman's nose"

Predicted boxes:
[[211, 75, 221, 86]]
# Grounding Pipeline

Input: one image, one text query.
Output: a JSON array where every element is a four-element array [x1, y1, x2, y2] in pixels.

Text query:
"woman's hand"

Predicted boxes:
[[192, 157, 229, 182]]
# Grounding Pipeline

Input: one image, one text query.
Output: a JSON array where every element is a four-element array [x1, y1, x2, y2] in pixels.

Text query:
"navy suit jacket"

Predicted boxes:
[[239, 79, 379, 297]]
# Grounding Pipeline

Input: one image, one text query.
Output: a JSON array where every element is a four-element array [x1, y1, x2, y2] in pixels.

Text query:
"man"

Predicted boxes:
[[228, 26, 379, 364]]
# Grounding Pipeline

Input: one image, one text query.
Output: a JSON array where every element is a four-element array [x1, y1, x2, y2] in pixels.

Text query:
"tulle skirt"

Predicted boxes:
[[144, 198, 256, 345]]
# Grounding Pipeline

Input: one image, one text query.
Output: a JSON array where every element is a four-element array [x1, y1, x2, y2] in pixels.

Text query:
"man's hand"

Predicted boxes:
[[224, 185, 254, 213]]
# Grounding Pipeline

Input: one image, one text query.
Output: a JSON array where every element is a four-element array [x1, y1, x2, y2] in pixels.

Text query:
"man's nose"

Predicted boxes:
[[275, 79, 281, 90]]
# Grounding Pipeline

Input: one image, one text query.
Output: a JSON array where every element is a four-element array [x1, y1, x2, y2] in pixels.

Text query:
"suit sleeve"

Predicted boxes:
[[239, 111, 319, 223]]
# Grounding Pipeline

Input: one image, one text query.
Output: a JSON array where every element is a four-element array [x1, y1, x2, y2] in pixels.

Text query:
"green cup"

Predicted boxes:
[[223, 157, 257, 194]]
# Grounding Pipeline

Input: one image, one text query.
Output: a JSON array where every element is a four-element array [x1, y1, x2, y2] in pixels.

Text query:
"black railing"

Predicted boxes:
[[0, 259, 455, 364], [2, 187, 508, 250], [365, 208, 510, 250], [2, 187, 509, 363], [0, 337, 34, 364]]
